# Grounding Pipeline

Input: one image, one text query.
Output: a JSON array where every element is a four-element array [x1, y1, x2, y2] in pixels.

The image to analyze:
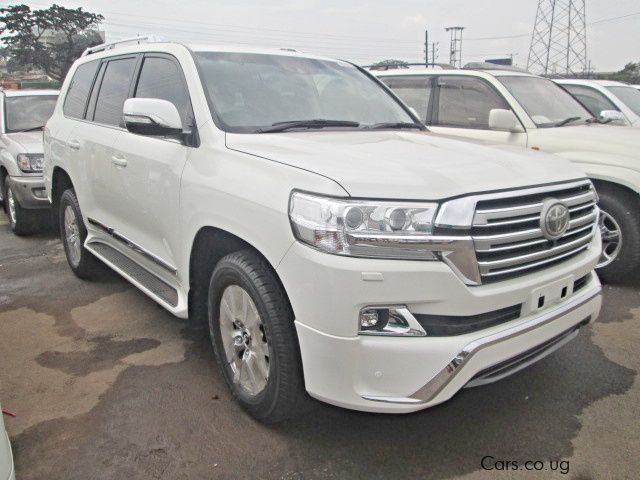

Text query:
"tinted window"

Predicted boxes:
[[5, 95, 58, 133], [63, 60, 99, 119], [135, 56, 192, 128], [194, 52, 413, 133], [93, 57, 137, 126], [608, 86, 640, 116], [435, 76, 508, 128], [563, 85, 617, 117], [381, 76, 432, 122]]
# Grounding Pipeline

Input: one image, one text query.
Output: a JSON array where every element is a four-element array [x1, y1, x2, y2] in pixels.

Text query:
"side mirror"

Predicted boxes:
[[408, 106, 420, 119], [599, 110, 626, 125], [488, 109, 523, 133], [123, 98, 183, 136]]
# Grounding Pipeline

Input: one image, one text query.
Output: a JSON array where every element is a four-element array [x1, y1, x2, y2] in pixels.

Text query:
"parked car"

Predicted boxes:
[[0, 408, 15, 480], [555, 79, 640, 127], [45, 38, 602, 422], [0, 89, 59, 234], [377, 67, 640, 282]]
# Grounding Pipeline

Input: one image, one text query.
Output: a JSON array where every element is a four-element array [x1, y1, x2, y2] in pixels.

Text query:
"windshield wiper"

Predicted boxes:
[[12, 125, 45, 133], [363, 122, 425, 130], [257, 119, 360, 133], [553, 116, 582, 127]]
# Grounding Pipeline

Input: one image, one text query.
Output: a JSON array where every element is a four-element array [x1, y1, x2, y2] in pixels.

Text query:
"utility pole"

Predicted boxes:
[[424, 30, 429, 66], [445, 26, 465, 68], [432, 42, 438, 65]]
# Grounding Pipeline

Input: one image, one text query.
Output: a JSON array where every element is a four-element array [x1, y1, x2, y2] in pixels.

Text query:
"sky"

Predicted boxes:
[[11, 0, 640, 72]]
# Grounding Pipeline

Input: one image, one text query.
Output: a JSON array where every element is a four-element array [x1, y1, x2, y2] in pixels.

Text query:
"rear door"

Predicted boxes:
[[108, 53, 195, 269], [426, 75, 528, 146], [79, 55, 139, 228]]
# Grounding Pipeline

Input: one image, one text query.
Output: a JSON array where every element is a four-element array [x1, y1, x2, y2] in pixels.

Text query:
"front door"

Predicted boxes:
[[109, 53, 195, 270]]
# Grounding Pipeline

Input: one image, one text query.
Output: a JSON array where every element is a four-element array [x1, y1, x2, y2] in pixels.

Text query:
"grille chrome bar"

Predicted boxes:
[[471, 181, 598, 282]]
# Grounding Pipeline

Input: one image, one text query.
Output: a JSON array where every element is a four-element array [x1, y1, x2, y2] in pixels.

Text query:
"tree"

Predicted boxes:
[[0, 4, 103, 81], [370, 59, 410, 70]]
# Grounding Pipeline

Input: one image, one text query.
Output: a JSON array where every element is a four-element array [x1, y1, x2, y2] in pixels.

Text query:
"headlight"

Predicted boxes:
[[17, 153, 44, 173], [289, 191, 440, 260]]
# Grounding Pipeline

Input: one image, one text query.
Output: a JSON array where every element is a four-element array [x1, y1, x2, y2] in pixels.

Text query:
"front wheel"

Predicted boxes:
[[596, 187, 640, 283], [208, 250, 306, 422], [5, 178, 34, 235]]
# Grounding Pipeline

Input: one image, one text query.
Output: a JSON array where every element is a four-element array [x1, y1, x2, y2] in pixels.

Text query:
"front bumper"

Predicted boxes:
[[8, 175, 50, 209], [277, 235, 601, 413]]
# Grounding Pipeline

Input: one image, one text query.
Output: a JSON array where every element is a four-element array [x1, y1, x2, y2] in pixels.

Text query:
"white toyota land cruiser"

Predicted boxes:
[[377, 67, 640, 282], [44, 39, 601, 421]]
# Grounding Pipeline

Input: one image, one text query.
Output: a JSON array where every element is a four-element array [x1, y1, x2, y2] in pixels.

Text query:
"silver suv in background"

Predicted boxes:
[[0, 89, 59, 234]]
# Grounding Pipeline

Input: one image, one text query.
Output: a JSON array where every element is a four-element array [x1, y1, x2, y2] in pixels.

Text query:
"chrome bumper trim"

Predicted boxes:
[[362, 279, 601, 406]]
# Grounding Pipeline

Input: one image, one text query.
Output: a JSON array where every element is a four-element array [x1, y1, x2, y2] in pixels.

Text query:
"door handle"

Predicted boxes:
[[68, 139, 81, 150], [111, 155, 128, 167]]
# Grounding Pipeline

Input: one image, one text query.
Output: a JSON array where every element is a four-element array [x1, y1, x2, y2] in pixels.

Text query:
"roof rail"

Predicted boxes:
[[462, 62, 530, 73], [363, 62, 456, 71], [82, 35, 167, 56]]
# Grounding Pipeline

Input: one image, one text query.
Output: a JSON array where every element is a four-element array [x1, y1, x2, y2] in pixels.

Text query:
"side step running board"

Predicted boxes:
[[86, 241, 179, 307]]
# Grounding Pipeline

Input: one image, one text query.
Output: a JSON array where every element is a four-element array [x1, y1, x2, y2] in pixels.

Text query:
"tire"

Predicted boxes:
[[5, 177, 35, 235], [596, 186, 640, 283], [59, 189, 101, 279], [208, 249, 305, 422]]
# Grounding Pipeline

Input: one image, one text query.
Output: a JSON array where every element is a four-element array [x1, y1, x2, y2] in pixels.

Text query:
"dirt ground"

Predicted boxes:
[[1, 210, 638, 480]]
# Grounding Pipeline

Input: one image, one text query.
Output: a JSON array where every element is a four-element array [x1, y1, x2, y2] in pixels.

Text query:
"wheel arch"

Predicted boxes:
[[187, 226, 295, 327]]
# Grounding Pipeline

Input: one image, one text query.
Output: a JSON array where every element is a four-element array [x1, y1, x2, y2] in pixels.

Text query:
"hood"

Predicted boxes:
[[529, 123, 640, 168], [226, 130, 584, 200], [3, 131, 44, 154]]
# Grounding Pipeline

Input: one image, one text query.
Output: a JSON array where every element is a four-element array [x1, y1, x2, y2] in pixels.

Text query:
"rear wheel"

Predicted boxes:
[[208, 250, 305, 422], [59, 189, 101, 279], [596, 187, 640, 283]]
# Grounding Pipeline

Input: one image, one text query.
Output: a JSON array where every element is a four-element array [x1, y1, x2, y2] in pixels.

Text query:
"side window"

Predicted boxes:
[[382, 76, 432, 122], [434, 76, 508, 128], [93, 57, 137, 126], [563, 85, 618, 117], [135, 56, 193, 129], [63, 60, 100, 119]]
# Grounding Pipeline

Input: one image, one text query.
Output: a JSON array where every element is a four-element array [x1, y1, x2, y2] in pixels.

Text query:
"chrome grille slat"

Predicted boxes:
[[472, 182, 598, 283]]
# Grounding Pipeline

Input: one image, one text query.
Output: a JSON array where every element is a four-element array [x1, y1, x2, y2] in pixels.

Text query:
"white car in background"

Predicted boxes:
[[376, 67, 640, 282], [0, 409, 15, 480], [555, 79, 640, 128]]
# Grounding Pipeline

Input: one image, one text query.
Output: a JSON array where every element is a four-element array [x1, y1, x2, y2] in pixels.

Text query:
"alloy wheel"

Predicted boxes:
[[64, 205, 82, 267], [597, 209, 622, 268], [219, 285, 270, 396]]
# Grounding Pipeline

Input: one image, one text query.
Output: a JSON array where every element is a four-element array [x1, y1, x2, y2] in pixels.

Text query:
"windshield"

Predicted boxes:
[[497, 76, 591, 127], [4, 95, 58, 133], [608, 86, 640, 116], [194, 52, 414, 133]]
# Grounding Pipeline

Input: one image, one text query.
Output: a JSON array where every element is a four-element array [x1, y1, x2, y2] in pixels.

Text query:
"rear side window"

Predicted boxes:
[[434, 76, 508, 128], [381, 76, 432, 122], [63, 60, 99, 119], [93, 57, 137, 126], [135, 56, 193, 128]]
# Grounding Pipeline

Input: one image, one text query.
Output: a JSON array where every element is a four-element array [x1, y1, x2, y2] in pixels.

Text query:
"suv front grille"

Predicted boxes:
[[471, 181, 598, 283]]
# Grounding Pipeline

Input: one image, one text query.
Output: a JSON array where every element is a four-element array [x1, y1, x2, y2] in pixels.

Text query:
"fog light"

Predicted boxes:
[[358, 306, 426, 336], [360, 309, 379, 328]]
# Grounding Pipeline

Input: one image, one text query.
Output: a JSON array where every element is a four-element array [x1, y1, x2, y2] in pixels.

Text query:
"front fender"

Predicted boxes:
[[553, 152, 640, 195]]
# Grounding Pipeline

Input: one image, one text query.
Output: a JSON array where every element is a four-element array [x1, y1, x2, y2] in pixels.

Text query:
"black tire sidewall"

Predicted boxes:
[[208, 253, 293, 419], [597, 190, 640, 282], [59, 189, 94, 277]]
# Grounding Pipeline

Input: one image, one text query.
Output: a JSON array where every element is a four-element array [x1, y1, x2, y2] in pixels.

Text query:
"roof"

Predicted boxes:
[[555, 79, 631, 88], [374, 68, 536, 79], [2, 89, 59, 97]]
